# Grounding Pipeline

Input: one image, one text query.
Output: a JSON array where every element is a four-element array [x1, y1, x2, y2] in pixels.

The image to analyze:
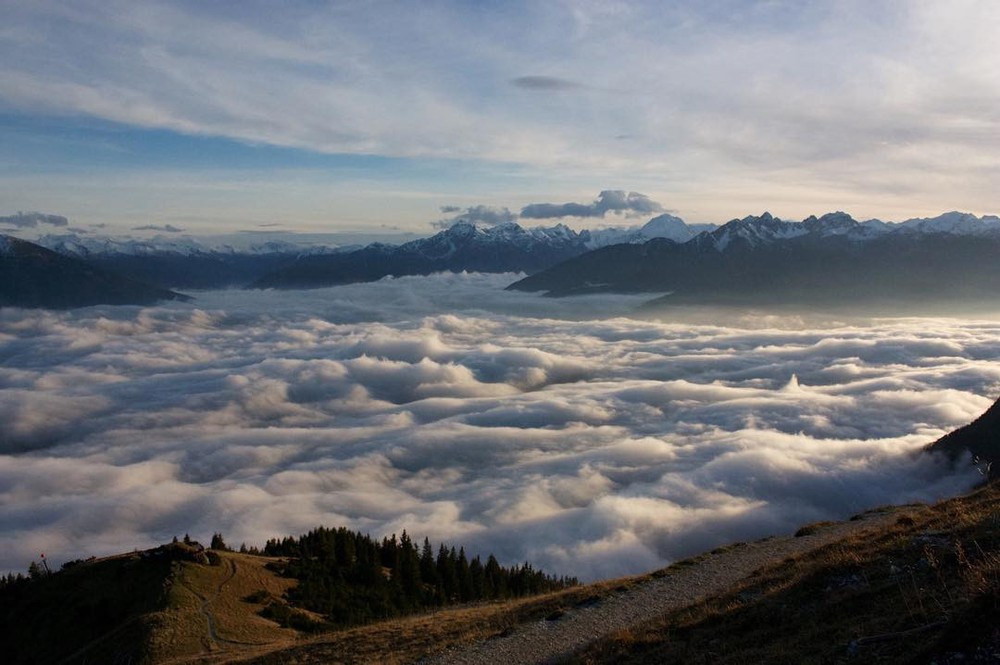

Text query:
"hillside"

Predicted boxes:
[[571, 480, 999, 664], [0, 235, 190, 308], [3, 484, 993, 664], [927, 398, 1000, 481]]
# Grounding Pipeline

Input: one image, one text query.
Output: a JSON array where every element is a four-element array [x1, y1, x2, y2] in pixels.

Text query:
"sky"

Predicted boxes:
[[1, 1, 999, 236], [0, 275, 992, 580]]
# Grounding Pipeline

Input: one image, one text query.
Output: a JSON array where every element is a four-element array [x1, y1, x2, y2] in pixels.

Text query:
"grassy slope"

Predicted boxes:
[[148, 552, 304, 664], [570, 481, 1000, 664], [4, 483, 995, 665]]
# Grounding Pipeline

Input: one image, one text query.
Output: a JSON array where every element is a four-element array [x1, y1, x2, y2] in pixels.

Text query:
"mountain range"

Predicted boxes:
[[33, 233, 333, 290], [22, 214, 705, 291], [8, 209, 1000, 303], [508, 211, 1000, 305], [248, 214, 709, 289], [0, 235, 189, 309]]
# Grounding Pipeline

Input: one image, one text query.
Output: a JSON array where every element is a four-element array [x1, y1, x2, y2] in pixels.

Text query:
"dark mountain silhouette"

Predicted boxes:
[[507, 212, 1000, 305], [927, 397, 1000, 481], [0, 235, 190, 308]]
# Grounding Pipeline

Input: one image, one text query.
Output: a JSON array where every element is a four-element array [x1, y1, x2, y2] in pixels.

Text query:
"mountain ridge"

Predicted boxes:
[[507, 210, 1000, 303], [11, 209, 1000, 294], [0, 234, 191, 308]]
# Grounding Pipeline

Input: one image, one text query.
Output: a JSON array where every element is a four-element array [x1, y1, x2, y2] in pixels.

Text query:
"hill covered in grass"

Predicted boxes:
[[0, 529, 575, 664]]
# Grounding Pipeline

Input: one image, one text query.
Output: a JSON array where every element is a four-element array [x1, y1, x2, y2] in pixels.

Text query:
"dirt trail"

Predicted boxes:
[[425, 511, 904, 665], [178, 558, 241, 651]]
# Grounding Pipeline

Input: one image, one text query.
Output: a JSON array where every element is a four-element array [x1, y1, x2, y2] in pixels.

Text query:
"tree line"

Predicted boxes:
[[258, 526, 578, 627]]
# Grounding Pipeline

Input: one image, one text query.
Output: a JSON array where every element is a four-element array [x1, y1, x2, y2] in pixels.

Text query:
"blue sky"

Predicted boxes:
[[1, 0, 998, 236]]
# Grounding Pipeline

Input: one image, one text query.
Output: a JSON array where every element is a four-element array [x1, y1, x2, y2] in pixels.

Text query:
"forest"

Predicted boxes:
[[256, 526, 578, 627]]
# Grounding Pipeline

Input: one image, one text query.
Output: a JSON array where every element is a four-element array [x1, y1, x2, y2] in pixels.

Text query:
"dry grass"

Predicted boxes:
[[145, 550, 649, 664], [56, 484, 993, 664], [150, 553, 303, 664], [569, 481, 1000, 664], [232, 575, 652, 664]]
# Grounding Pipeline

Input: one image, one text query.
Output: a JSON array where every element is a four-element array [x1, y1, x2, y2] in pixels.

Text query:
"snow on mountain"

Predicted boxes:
[[25, 210, 1000, 268], [640, 213, 697, 242], [701, 212, 809, 251], [36, 233, 336, 257], [581, 214, 704, 249], [404, 221, 588, 260], [897, 211, 1000, 236]]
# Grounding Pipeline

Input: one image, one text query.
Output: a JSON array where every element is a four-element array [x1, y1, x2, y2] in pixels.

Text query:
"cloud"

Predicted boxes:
[[132, 224, 185, 233], [520, 190, 664, 219], [0, 212, 69, 228], [3, 3, 1000, 226], [432, 205, 518, 229], [511, 76, 582, 91], [0, 275, 991, 581]]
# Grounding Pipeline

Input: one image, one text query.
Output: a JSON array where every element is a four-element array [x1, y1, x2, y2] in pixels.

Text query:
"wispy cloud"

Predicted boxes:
[[132, 224, 184, 233], [0, 212, 68, 228], [2, 1, 999, 226], [511, 76, 582, 91]]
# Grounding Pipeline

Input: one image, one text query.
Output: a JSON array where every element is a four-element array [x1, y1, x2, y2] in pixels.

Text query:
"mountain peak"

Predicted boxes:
[[640, 214, 694, 242], [706, 212, 804, 250]]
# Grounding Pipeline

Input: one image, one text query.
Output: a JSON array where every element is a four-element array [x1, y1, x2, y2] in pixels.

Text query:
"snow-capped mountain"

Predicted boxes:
[[583, 214, 706, 248], [508, 209, 1000, 304], [690, 210, 1000, 252], [896, 211, 1000, 236], [696, 212, 809, 251], [17, 209, 1000, 294], [251, 221, 595, 289], [36, 233, 336, 258], [25, 232, 347, 290]]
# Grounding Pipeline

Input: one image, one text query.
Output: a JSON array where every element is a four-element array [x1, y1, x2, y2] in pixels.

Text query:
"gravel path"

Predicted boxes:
[[426, 512, 900, 665]]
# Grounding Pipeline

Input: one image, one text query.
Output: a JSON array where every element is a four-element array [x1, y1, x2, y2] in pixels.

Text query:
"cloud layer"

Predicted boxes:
[[0, 275, 994, 580], [0, 212, 68, 229]]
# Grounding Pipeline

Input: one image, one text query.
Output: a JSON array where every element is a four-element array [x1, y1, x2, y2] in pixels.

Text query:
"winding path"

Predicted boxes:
[[180, 558, 241, 650], [425, 512, 901, 664]]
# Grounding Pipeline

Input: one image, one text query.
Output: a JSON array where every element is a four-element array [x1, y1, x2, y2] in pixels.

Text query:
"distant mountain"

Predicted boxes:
[[250, 221, 582, 289], [0, 235, 189, 308], [35, 233, 332, 290], [584, 213, 708, 248], [898, 211, 1000, 236], [25, 210, 1000, 294], [251, 217, 714, 290], [926, 397, 999, 481], [507, 211, 1000, 304]]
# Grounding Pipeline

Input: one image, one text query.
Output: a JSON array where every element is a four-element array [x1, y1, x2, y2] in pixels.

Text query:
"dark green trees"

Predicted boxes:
[[260, 526, 577, 629]]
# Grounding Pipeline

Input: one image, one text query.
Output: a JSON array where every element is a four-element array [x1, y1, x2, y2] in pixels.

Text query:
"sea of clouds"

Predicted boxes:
[[1, 273, 996, 580]]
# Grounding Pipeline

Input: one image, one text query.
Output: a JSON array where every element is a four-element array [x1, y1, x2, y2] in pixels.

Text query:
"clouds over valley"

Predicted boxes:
[[0, 274, 994, 580]]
